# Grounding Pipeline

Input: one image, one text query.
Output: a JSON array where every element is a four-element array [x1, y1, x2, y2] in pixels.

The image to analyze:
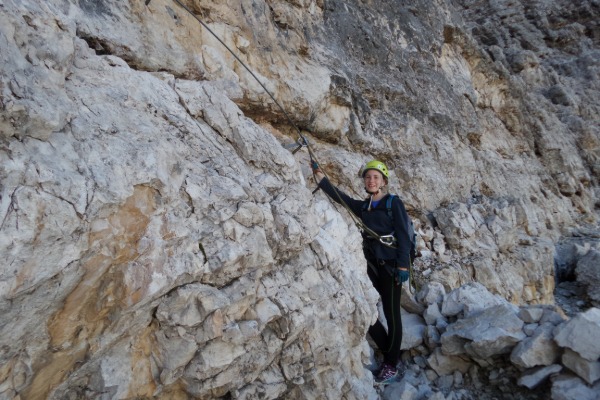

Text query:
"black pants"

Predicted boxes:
[[366, 255, 403, 366]]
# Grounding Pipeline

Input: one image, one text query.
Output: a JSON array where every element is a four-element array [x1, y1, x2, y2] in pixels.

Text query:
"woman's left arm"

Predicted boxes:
[[391, 196, 412, 269]]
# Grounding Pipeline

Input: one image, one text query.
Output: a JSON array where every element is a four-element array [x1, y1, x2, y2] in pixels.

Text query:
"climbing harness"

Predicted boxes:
[[158, 0, 401, 248]]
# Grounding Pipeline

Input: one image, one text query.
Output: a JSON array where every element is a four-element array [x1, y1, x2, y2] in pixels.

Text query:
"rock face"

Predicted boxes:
[[0, 0, 598, 398]]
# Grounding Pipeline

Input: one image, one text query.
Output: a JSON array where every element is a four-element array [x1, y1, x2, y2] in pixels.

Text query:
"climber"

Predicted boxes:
[[310, 159, 412, 385]]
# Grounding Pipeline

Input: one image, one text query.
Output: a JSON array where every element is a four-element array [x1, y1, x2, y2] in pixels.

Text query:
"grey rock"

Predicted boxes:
[[518, 306, 545, 323], [401, 310, 427, 350], [425, 369, 439, 382], [427, 348, 472, 376], [428, 392, 447, 400], [382, 379, 419, 400], [156, 283, 230, 327], [453, 370, 463, 387], [540, 308, 569, 325], [469, 365, 484, 390], [506, 49, 540, 73], [155, 331, 199, 384], [576, 249, 600, 305], [441, 304, 525, 358], [425, 325, 441, 350], [417, 281, 447, 306], [517, 364, 562, 389], [436, 374, 454, 390], [402, 286, 427, 315], [551, 375, 600, 400], [554, 308, 600, 361], [414, 355, 428, 369], [562, 348, 600, 385], [510, 323, 561, 368], [441, 282, 514, 318], [424, 302, 445, 326], [523, 323, 539, 336]]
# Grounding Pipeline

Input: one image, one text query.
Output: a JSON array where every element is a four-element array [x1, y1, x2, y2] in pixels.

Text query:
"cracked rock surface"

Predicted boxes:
[[1, 0, 599, 398]]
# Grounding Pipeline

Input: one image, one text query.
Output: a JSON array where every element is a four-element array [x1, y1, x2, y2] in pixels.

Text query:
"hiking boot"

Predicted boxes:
[[374, 363, 398, 385]]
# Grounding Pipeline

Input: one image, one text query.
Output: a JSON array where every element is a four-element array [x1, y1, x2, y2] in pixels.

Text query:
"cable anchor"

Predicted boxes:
[[284, 137, 309, 154]]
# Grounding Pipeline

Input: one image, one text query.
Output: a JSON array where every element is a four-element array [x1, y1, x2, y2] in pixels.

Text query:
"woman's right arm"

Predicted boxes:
[[310, 161, 363, 212], [317, 176, 365, 215]]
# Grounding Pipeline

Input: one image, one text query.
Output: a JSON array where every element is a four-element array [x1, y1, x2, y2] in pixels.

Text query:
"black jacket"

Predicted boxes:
[[318, 177, 412, 268]]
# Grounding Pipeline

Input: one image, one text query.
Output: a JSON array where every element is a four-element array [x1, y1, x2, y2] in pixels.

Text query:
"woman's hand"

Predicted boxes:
[[311, 160, 320, 172], [395, 268, 409, 285], [310, 160, 324, 182]]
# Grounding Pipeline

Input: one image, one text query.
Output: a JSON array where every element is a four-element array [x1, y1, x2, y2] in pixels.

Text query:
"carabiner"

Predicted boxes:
[[379, 234, 396, 246]]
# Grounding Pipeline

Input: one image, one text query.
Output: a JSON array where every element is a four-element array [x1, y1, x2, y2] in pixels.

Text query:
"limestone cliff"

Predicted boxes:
[[0, 0, 598, 398]]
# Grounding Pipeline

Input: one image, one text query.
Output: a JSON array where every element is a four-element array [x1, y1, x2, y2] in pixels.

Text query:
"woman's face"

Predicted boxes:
[[363, 170, 386, 193]]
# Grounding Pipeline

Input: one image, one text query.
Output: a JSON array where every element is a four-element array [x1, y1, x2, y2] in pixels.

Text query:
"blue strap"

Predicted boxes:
[[386, 194, 396, 218]]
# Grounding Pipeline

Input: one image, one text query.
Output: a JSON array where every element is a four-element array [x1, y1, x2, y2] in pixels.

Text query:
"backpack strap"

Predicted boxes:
[[386, 194, 396, 219], [361, 194, 396, 215]]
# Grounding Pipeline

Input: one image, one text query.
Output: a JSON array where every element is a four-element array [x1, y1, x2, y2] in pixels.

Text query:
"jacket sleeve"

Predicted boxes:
[[318, 177, 364, 215], [391, 196, 412, 268]]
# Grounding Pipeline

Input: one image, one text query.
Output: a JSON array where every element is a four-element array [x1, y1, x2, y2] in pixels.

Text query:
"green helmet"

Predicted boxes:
[[359, 160, 389, 179]]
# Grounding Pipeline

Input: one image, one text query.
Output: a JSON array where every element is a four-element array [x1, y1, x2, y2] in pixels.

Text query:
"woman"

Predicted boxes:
[[311, 159, 411, 384]]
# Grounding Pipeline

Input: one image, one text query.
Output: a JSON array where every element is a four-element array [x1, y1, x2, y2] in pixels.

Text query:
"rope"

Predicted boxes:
[[167, 0, 395, 247], [171, 0, 310, 148]]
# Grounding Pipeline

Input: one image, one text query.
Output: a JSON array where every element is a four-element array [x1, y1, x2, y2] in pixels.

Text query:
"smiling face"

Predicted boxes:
[[363, 169, 387, 194]]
